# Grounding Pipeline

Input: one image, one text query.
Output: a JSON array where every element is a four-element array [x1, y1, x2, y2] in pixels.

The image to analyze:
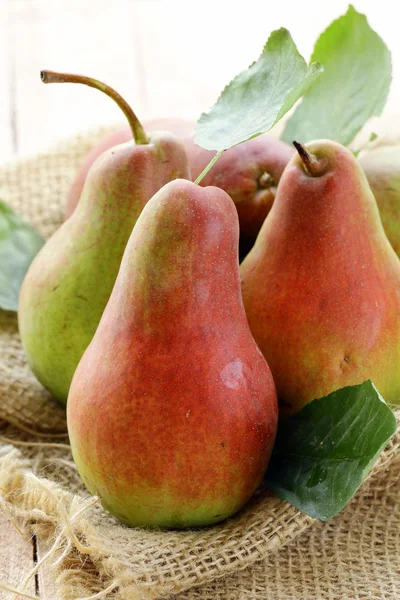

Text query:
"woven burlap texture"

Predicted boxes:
[[0, 129, 399, 600], [179, 451, 400, 600]]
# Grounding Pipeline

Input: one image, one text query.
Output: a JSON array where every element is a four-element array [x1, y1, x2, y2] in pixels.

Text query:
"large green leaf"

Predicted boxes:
[[265, 381, 397, 520], [281, 5, 392, 145], [0, 200, 44, 311], [194, 28, 323, 153]]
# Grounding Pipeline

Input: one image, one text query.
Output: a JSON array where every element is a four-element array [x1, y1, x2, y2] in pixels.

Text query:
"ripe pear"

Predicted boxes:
[[67, 179, 278, 528], [65, 122, 293, 254], [18, 72, 189, 405], [241, 139, 400, 415], [360, 145, 400, 257]]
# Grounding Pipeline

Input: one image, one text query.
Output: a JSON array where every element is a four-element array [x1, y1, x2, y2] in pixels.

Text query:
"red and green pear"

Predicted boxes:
[[67, 179, 278, 528], [241, 139, 400, 415], [360, 145, 400, 257], [18, 72, 190, 405]]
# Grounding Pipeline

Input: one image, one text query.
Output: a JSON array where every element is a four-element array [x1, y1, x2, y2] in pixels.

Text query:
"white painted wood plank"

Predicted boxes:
[[0, 3, 15, 163], [10, 0, 145, 157], [36, 538, 58, 600], [0, 514, 35, 599]]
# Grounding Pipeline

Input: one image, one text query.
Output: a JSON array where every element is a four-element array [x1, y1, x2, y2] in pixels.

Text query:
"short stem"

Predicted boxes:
[[41, 70, 148, 145], [258, 172, 274, 188], [293, 141, 324, 177], [194, 150, 224, 185]]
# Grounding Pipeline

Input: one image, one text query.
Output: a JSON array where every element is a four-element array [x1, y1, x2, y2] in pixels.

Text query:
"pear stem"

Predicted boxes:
[[293, 141, 323, 177], [258, 172, 274, 188], [41, 70, 149, 145], [194, 150, 224, 185]]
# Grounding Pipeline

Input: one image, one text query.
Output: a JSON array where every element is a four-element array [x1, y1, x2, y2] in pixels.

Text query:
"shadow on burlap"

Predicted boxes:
[[0, 130, 399, 600]]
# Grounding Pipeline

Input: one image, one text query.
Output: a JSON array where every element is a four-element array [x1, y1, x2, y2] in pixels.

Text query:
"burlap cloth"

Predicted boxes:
[[0, 128, 399, 600]]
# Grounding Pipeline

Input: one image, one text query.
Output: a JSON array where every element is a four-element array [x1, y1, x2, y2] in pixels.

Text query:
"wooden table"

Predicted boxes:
[[0, 515, 54, 599]]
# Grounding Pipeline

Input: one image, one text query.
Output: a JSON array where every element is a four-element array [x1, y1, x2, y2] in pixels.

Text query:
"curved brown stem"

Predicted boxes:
[[41, 70, 148, 145]]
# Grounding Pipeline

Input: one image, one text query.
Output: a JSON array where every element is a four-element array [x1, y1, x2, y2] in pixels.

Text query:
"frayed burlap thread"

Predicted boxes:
[[0, 128, 399, 599]]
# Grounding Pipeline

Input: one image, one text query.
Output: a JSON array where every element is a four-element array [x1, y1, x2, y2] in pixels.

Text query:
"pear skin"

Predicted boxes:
[[67, 179, 278, 528], [360, 145, 400, 257], [18, 133, 189, 404], [241, 140, 400, 414]]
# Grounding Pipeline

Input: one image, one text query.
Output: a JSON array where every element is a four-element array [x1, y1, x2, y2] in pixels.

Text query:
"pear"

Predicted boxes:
[[18, 72, 189, 405], [65, 122, 293, 257], [360, 145, 400, 257], [67, 179, 278, 528], [241, 139, 400, 415]]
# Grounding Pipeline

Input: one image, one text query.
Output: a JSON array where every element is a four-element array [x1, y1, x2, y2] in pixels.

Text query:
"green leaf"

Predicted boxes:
[[281, 6, 391, 146], [265, 381, 397, 521], [194, 28, 323, 152], [0, 200, 44, 311]]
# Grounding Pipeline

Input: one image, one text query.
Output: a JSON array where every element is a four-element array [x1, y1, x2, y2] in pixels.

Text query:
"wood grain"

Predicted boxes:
[[0, 3, 15, 163], [36, 539, 57, 600], [0, 515, 35, 599], [6, 0, 144, 159]]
